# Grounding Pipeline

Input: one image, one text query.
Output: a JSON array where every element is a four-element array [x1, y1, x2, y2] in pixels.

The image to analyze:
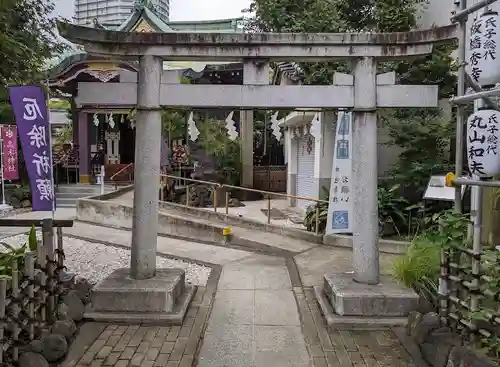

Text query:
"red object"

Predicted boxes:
[[1, 125, 19, 181]]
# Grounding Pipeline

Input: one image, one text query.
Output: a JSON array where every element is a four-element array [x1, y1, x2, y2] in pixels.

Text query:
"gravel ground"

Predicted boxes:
[[0, 207, 31, 218], [0, 233, 211, 286]]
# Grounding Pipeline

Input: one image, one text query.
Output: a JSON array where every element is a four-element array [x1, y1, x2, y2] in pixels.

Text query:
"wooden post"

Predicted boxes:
[[42, 219, 55, 323], [11, 261, 19, 362], [213, 189, 217, 213], [0, 278, 6, 364], [25, 252, 35, 340], [37, 237, 47, 323], [56, 227, 65, 307], [267, 196, 271, 224]]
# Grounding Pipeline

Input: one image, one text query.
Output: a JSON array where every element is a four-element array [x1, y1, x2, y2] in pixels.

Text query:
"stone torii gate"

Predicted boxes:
[[58, 22, 456, 323]]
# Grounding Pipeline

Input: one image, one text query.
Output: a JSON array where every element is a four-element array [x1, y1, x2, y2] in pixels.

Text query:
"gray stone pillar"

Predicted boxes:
[[131, 55, 162, 280], [352, 57, 379, 285], [241, 60, 269, 188]]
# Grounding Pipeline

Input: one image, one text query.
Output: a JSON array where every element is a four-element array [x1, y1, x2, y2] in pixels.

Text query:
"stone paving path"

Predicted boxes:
[[197, 254, 310, 367], [59, 222, 420, 367]]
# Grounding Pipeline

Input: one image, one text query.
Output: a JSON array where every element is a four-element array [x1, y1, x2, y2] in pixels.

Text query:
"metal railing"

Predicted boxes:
[[53, 156, 79, 186], [110, 163, 134, 188], [159, 173, 328, 234]]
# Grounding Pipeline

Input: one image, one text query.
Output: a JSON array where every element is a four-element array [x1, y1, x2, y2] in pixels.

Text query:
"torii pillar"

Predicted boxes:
[[320, 57, 437, 327]]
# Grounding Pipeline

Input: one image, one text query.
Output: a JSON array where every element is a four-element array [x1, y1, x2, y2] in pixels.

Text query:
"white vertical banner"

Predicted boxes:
[[326, 111, 353, 234]]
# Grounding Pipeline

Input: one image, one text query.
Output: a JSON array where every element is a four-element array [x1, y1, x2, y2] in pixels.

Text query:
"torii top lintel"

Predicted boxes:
[[57, 22, 457, 62]]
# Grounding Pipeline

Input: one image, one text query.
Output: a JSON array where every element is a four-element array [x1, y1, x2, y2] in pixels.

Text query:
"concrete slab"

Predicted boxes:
[[233, 226, 317, 253], [323, 273, 419, 317], [84, 286, 195, 325], [255, 290, 301, 326], [294, 245, 399, 287], [218, 268, 255, 290], [255, 266, 292, 290], [254, 325, 310, 367], [211, 290, 254, 326], [313, 285, 408, 330], [64, 221, 252, 265], [198, 252, 310, 366], [85, 267, 195, 325], [198, 325, 254, 367], [91, 268, 185, 313]]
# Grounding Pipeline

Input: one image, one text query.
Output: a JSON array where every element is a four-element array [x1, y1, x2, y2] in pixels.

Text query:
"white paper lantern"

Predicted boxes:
[[466, 10, 500, 87], [467, 109, 500, 177]]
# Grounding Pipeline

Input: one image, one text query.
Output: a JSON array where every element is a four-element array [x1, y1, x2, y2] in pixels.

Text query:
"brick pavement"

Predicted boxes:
[[59, 240, 422, 367], [295, 286, 420, 367], [63, 281, 420, 367], [63, 280, 216, 367]]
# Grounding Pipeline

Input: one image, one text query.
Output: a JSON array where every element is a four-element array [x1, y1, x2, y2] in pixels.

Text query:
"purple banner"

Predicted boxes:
[[8, 85, 54, 211]]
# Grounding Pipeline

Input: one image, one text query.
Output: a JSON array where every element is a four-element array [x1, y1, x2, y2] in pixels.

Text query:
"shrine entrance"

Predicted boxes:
[[59, 21, 456, 324], [118, 117, 135, 165]]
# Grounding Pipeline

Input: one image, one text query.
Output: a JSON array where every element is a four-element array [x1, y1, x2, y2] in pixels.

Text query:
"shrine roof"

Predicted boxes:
[[47, 2, 243, 81], [110, 0, 243, 33]]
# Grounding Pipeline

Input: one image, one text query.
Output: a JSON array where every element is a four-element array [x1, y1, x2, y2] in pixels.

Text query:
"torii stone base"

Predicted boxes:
[[84, 268, 195, 325], [314, 273, 419, 330]]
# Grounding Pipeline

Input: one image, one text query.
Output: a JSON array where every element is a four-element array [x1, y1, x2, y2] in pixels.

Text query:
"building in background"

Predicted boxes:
[[47, 2, 248, 186], [74, 0, 169, 27]]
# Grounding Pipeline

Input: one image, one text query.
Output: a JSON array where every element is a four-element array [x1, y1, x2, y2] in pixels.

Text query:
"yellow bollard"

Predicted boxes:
[[223, 226, 231, 245]]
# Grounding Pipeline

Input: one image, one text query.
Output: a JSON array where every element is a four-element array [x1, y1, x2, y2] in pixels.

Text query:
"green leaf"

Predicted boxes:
[[28, 225, 37, 251], [0, 242, 14, 251]]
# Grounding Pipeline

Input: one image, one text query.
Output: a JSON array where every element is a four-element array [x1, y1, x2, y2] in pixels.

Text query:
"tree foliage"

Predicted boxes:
[[246, 0, 457, 235], [380, 109, 454, 200], [198, 117, 241, 185], [0, 0, 66, 122], [244, 0, 456, 96]]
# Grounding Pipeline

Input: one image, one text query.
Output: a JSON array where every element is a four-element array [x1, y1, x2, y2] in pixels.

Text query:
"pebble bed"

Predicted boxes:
[[0, 233, 211, 286]]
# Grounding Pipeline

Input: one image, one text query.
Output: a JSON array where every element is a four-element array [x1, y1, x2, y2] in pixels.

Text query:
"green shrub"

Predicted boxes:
[[0, 226, 37, 279], [392, 233, 440, 304], [11, 185, 31, 201], [304, 187, 329, 233], [392, 210, 469, 307]]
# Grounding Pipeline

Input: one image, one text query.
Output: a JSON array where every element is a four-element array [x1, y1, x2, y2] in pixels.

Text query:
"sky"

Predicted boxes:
[[53, 0, 252, 21]]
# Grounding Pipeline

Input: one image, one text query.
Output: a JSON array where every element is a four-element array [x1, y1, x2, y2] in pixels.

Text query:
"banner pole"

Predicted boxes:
[[0, 126, 5, 206], [46, 91, 56, 219]]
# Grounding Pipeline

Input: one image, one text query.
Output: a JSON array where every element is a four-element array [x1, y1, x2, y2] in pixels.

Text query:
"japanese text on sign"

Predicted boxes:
[[326, 111, 353, 234], [467, 109, 500, 177], [1, 126, 19, 180], [7, 85, 54, 211], [469, 13, 498, 84]]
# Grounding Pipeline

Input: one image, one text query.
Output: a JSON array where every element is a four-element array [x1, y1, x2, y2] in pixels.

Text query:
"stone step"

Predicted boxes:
[[56, 185, 114, 194], [56, 198, 79, 207], [57, 192, 95, 199]]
